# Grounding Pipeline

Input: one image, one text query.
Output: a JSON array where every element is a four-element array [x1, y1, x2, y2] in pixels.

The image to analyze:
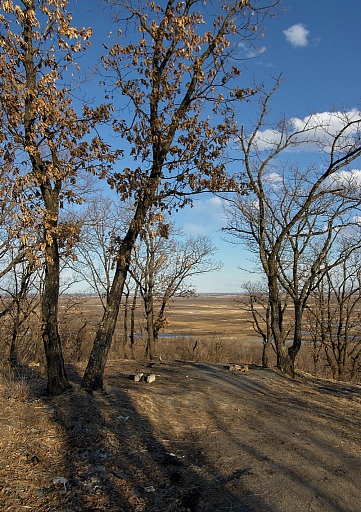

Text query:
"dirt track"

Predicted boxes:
[[1, 361, 361, 511]]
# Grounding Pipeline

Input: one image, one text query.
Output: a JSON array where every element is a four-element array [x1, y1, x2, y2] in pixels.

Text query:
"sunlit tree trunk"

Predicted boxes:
[[40, 187, 71, 395]]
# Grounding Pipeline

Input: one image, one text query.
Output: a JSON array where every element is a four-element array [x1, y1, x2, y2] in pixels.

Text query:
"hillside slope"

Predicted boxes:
[[1, 361, 360, 511]]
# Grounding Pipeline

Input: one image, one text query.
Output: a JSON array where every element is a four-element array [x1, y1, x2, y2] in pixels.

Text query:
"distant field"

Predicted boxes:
[[75, 293, 258, 342], [160, 294, 256, 339]]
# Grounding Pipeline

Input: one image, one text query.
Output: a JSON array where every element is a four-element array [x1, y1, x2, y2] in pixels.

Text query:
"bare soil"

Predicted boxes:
[[1, 360, 360, 512]]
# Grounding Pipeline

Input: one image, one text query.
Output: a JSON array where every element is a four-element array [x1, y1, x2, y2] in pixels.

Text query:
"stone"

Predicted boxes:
[[145, 373, 156, 383], [131, 373, 144, 382], [228, 364, 249, 372]]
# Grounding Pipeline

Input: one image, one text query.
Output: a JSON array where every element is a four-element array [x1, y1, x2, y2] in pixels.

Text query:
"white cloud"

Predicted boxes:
[[283, 24, 309, 48], [209, 196, 222, 207], [249, 109, 361, 153], [264, 172, 282, 187], [327, 169, 361, 191]]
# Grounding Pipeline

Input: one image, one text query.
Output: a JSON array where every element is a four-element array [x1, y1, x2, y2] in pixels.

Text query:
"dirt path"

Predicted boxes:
[[1, 361, 360, 511]]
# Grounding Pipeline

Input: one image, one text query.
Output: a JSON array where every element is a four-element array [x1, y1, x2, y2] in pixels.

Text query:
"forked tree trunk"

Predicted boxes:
[[268, 275, 294, 376]]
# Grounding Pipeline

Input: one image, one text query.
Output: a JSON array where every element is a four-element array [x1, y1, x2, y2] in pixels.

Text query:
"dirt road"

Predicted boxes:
[[1, 361, 360, 511]]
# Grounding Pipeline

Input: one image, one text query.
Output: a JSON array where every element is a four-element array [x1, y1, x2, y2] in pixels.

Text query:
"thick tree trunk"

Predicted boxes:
[[81, 260, 127, 390], [287, 304, 303, 377], [145, 300, 159, 360], [122, 288, 130, 359], [42, 238, 71, 396], [268, 274, 291, 374]]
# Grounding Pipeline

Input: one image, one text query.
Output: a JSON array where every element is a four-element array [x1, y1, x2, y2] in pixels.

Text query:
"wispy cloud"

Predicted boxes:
[[283, 24, 309, 48], [180, 197, 224, 235], [327, 169, 361, 191], [238, 42, 267, 59]]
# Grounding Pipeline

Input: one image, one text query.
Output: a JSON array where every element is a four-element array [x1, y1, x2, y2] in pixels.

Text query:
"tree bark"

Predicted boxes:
[[261, 305, 272, 367], [268, 274, 292, 374], [287, 303, 303, 377], [42, 231, 71, 395], [81, 258, 127, 390], [145, 297, 159, 360]]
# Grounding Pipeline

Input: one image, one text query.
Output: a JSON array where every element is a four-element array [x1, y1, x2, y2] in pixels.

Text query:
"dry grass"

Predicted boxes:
[[1, 294, 360, 383]]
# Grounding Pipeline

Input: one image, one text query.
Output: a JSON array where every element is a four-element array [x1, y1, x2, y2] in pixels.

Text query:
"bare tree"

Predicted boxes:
[[73, 196, 130, 305], [224, 79, 361, 376], [70, 195, 137, 357], [130, 218, 222, 360], [82, 0, 280, 390], [307, 243, 361, 381], [0, 257, 42, 366], [234, 281, 284, 367]]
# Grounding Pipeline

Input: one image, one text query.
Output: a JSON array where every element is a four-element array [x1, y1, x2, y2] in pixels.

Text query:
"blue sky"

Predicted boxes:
[[70, 0, 361, 293], [167, 0, 361, 293]]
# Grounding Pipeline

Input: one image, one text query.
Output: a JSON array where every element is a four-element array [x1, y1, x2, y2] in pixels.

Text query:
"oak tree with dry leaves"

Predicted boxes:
[[0, 0, 115, 394], [82, 0, 280, 390]]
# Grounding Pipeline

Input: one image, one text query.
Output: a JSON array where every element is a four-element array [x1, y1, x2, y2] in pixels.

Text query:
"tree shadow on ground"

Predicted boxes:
[[41, 362, 275, 512], [183, 361, 361, 512]]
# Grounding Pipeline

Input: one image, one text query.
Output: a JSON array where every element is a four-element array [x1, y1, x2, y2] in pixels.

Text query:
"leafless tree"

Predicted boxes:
[[234, 281, 285, 367], [306, 243, 361, 381], [224, 79, 361, 376], [0, 257, 42, 366], [130, 217, 221, 360]]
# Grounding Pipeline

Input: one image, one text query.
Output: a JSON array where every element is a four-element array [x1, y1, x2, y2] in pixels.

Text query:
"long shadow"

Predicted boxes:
[[40, 362, 275, 512], [184, 361, 361, 512]]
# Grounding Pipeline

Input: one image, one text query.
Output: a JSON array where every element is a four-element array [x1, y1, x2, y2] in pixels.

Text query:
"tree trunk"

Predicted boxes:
[[287, 303, 303, 377], [145, 299, 159, 360], [9, 333, 19, 367], [130, 283, 139, 360], [261, 306, 272, 367], [268, 274, 291, 374], [81, 259, 127, 390], [9, 302, 20, 366], [122, 288, 129, 359], [42, 237, 71, 396]]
